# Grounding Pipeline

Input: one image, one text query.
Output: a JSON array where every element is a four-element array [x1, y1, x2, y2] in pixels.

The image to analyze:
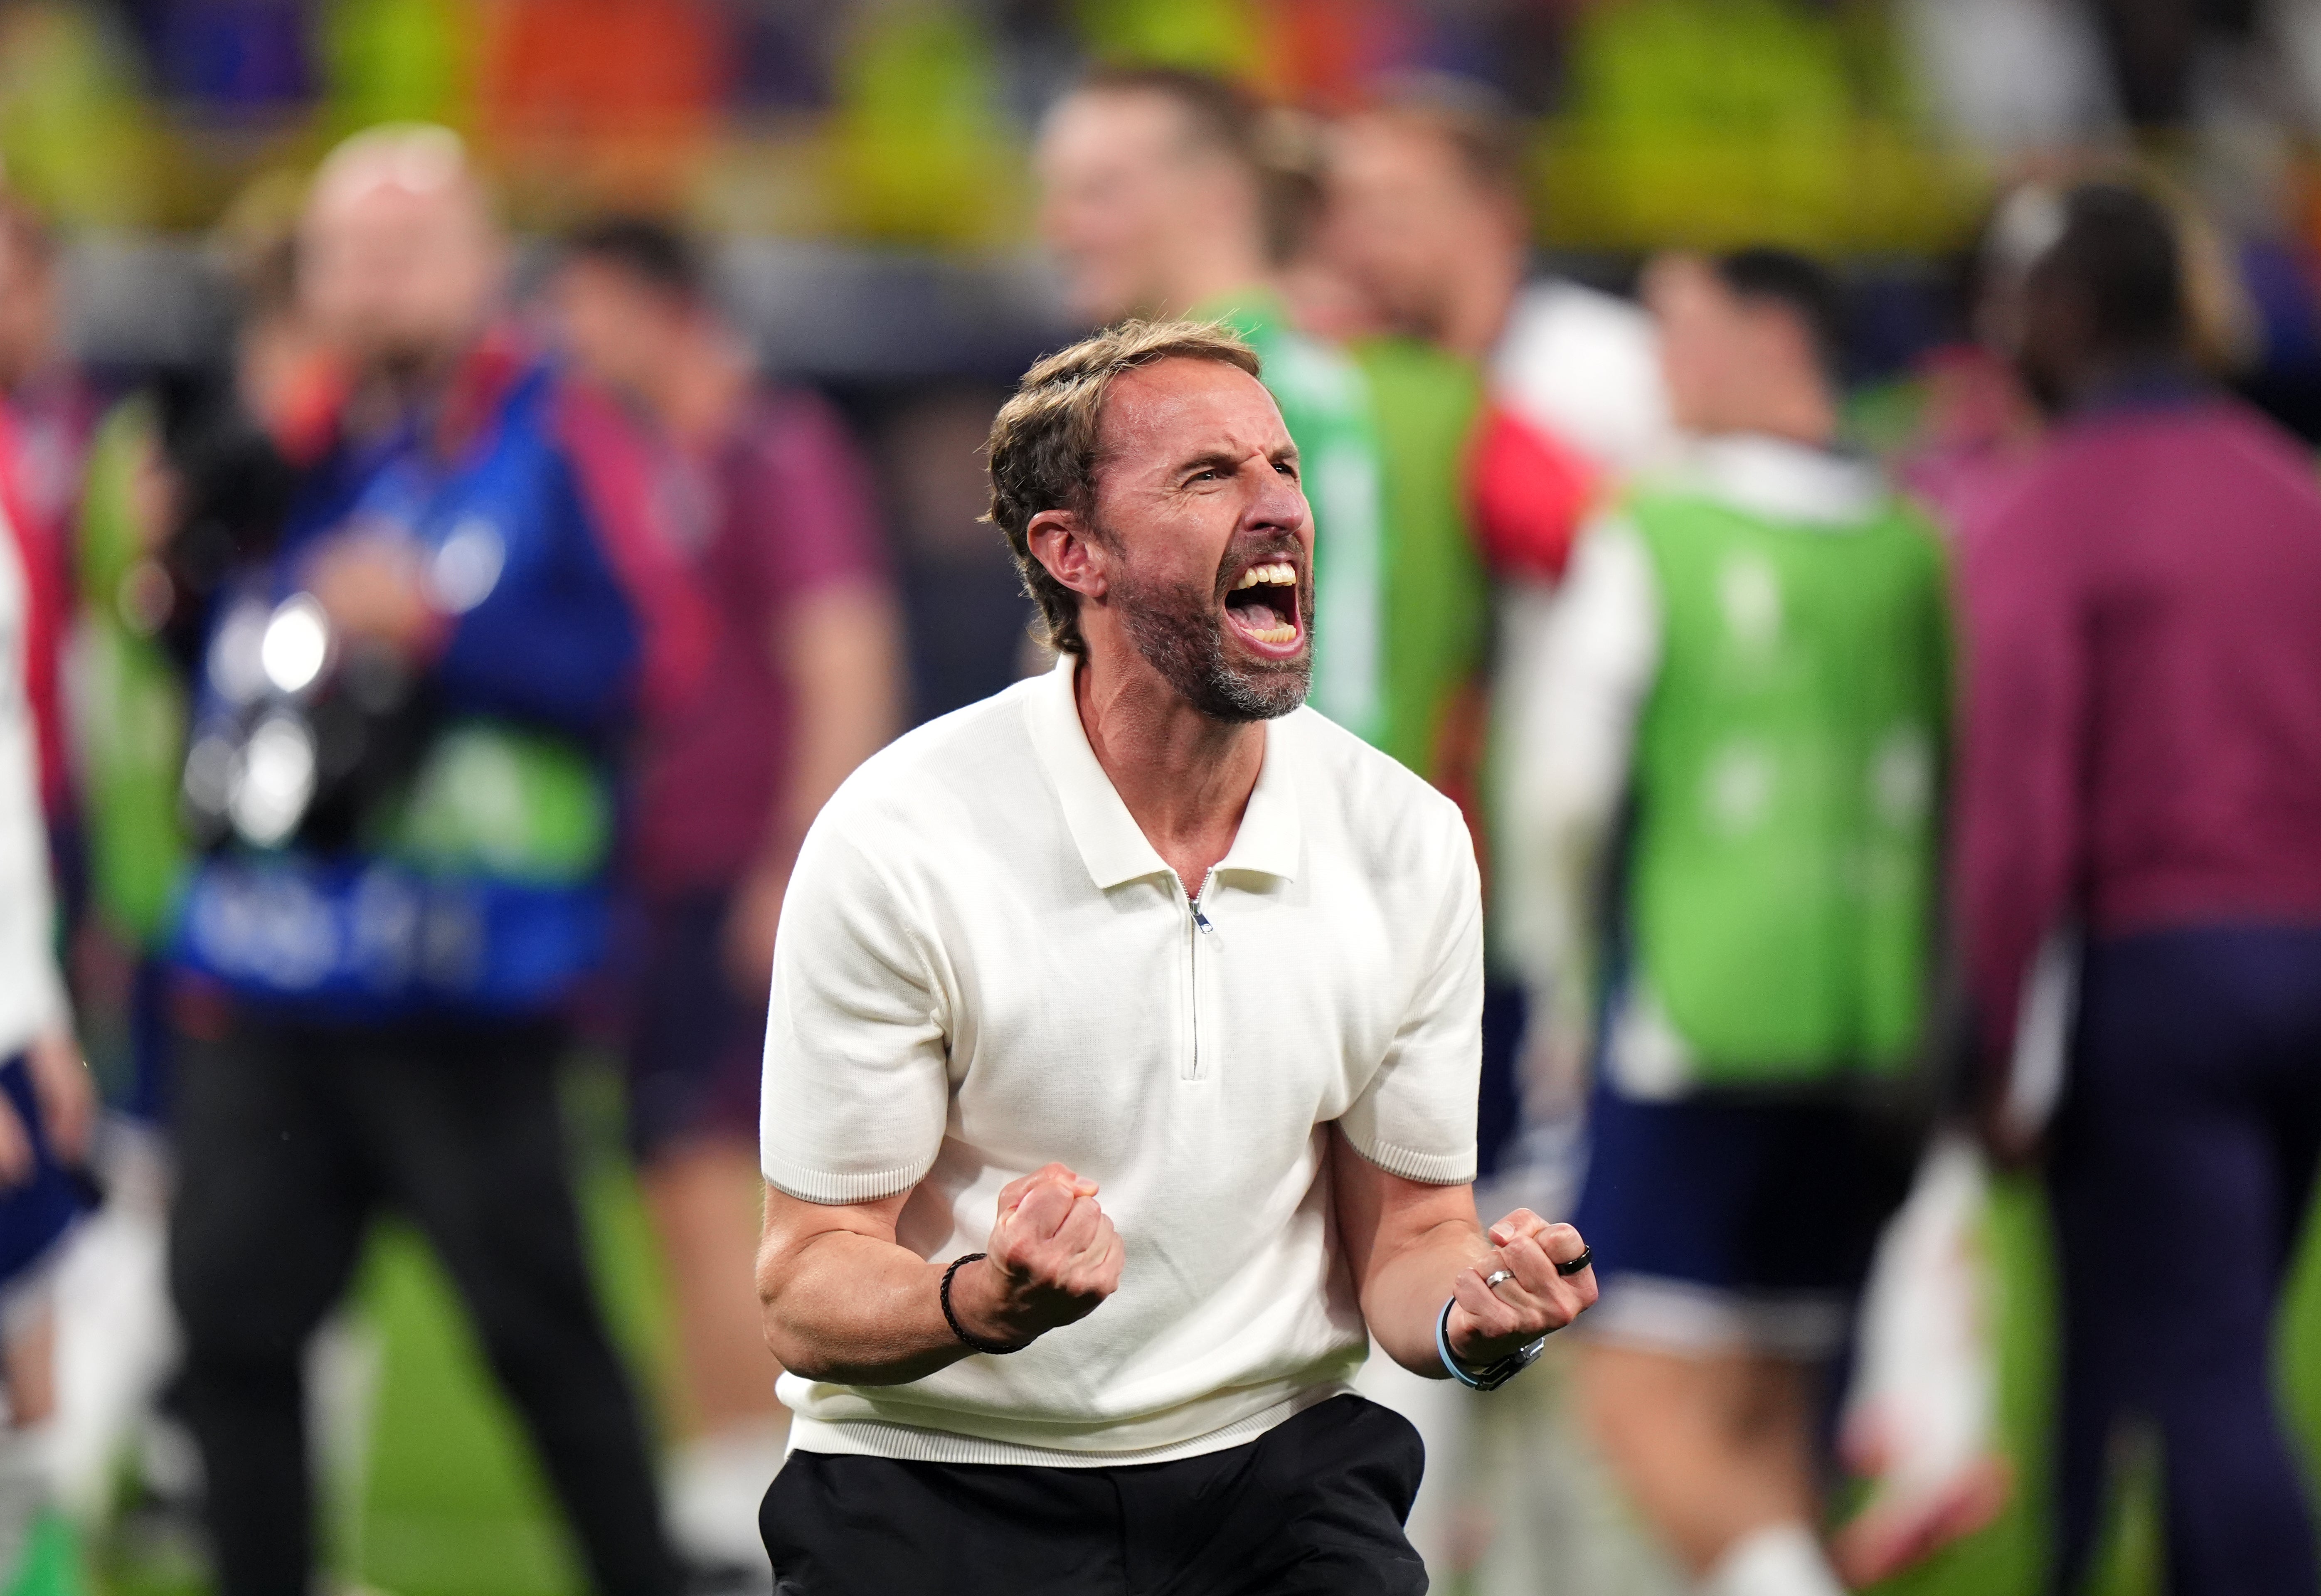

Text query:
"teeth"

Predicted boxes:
[[1233, 615, 1298, 645], [1233, 562, 1297, 591]]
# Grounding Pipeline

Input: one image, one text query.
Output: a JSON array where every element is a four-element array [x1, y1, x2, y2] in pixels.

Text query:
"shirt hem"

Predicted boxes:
[[2091, 884, 2321, 941], [1342, 1134, 1475, 1187], [784, 1381, 1353, 1468], [761, 1151, 939, 1206]]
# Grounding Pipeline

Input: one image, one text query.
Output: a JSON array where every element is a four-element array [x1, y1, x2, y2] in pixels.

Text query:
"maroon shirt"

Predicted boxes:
[[1957, 390, 2321, 1054], [628, 387, 885, 894]]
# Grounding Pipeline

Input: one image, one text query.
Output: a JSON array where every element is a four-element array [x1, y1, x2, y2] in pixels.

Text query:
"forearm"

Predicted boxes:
[[757, 1224, 974, 1387], [1359, 1214, 1495, 1378], [1333, 1132, 1594, 1379], [1503, 518, 1654, 1042], [757, 1163, 1121, 1384]]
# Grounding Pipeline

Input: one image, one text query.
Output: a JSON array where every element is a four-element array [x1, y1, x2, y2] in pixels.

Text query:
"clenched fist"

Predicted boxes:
[[1446, 1208, 1597, 1365], [949, 1163, 1124, 1352]]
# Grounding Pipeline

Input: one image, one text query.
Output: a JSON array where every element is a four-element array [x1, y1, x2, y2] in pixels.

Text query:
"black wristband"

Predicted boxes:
[[940, 1253, 1025, 1355]]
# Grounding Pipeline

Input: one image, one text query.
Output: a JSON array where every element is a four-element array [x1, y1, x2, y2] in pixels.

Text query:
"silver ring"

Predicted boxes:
[[1483, 1268, 1515, 1292]]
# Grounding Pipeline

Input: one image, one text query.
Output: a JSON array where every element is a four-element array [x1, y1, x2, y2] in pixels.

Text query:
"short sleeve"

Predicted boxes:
[[1336, 816, 1483, 1185], [760, 820, 952, 1203]]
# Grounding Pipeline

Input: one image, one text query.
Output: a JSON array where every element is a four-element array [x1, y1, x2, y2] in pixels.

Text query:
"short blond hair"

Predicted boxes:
[[985, 319, 1261, 654]]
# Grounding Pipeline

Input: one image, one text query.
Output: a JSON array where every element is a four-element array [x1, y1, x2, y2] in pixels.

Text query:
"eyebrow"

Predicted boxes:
[[1173, 443, 1300, 478]]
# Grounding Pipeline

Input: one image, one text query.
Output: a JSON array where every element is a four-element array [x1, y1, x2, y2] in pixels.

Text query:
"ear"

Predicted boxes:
[[1027, 507, 1112, 603]]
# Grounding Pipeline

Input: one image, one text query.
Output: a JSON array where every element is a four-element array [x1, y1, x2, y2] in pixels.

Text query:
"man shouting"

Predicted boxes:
[[753, 320, 1595, 1594]]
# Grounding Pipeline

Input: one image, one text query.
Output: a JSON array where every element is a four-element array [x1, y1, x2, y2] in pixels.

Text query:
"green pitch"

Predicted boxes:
[[85, 1070, 2321, 1595]]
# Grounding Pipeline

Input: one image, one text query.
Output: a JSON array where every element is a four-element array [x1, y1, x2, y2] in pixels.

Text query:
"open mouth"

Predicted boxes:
[[1223, 559, 1304, 658]]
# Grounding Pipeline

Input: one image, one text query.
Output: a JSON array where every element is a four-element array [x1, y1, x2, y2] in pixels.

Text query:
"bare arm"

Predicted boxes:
[[780, 579, 904, 835], [755, 1185, 966, 1387], [727, 579, 904, 991], [1498, 519, 1658, 1093], [1329, 1128, 1596, 1378], [756, 1162, 1124, 1386]]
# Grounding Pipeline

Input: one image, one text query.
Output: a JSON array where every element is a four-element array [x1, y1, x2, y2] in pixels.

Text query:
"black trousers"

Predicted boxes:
[[168, 1009, 680, 1596], [760, 1394, 1428, 1596]]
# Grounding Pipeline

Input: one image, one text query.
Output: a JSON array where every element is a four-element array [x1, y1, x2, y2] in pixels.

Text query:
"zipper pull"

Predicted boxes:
[[1191, 902, 1215, 934]]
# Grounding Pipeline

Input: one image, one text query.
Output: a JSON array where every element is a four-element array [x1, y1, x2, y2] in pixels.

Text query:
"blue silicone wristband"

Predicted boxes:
[[1435, 1296, 1547, 1392]]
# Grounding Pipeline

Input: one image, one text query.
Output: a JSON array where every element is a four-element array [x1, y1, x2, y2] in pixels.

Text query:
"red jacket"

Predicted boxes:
[[0, 404, 67, 816]]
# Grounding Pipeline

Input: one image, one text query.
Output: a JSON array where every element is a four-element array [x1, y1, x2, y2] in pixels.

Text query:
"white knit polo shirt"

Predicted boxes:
[[760, 653, 1482, 1466]]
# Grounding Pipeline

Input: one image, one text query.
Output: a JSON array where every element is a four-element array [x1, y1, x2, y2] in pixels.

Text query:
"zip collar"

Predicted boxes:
[[1023, 653, 1302, 892]]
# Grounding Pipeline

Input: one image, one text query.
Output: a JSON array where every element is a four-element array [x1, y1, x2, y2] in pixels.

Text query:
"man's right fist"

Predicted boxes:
[[951, 1163, 1124, 1351]]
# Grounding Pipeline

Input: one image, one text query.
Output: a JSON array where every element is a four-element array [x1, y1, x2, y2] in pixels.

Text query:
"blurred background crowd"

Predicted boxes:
[[2, 2, 2321, 1595]]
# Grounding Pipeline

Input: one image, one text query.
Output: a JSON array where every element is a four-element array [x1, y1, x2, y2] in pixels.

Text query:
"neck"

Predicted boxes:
[[1072, 642, 1266, 895], [1435, 249, 1524, 360], [1727, 384, 1838, 451], [650, 331, 751, 449]]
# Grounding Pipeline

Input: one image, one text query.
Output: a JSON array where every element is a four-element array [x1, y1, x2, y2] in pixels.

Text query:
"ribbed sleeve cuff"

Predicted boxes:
[[1340, 1133, 1476, 1186], [762, 1149, 939, 1206]]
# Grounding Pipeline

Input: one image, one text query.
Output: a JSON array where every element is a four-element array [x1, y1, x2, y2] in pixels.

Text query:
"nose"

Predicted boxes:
[[1248, 451, 1309, 537]]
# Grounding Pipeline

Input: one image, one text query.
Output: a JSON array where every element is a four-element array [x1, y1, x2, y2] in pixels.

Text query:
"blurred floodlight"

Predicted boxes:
[[259, 594, 331, 696], [229, 712, 317, 848]]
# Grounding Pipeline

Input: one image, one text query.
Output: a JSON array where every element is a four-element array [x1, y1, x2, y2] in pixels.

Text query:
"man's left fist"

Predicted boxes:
[[1446, 1208, 1597, 1364]]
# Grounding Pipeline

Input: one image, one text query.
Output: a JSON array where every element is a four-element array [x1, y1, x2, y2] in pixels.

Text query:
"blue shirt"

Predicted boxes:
[[173, 346, 681, 1017]]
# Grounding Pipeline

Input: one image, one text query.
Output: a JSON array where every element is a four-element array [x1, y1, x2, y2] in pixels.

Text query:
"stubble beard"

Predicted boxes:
[[1112, 541, 1312, 724]]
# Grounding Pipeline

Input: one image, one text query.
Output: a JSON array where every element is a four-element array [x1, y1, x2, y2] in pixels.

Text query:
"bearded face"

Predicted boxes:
[[1111, 522, 1312, 723], [1029, 354, 1316, 718]]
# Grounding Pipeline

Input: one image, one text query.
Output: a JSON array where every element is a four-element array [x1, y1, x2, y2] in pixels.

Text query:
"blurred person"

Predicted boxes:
[[1896, 172, 2247, 536], [1961, 182, 2321, 1596], [0, 192, 96, 829], [753, 318, 1597, 1595], [553, 217, 901, 1589], [50, 200, 339, 1536], [163, 126, 687, 1596], [1512, 251, 1946, 1596], [1325, 78, 1675, 587], [1886, 186, 2058, 535], [1035, 66, 1396, 746], [0, 463, 94, 1591], [0, 187, 100, 1593]]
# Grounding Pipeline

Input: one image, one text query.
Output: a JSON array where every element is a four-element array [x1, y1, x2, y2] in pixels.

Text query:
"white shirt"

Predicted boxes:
[[0, 502, 64, 1060], [761, 654, 1482, 1465], [1498, 436, 1891, 1100]]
